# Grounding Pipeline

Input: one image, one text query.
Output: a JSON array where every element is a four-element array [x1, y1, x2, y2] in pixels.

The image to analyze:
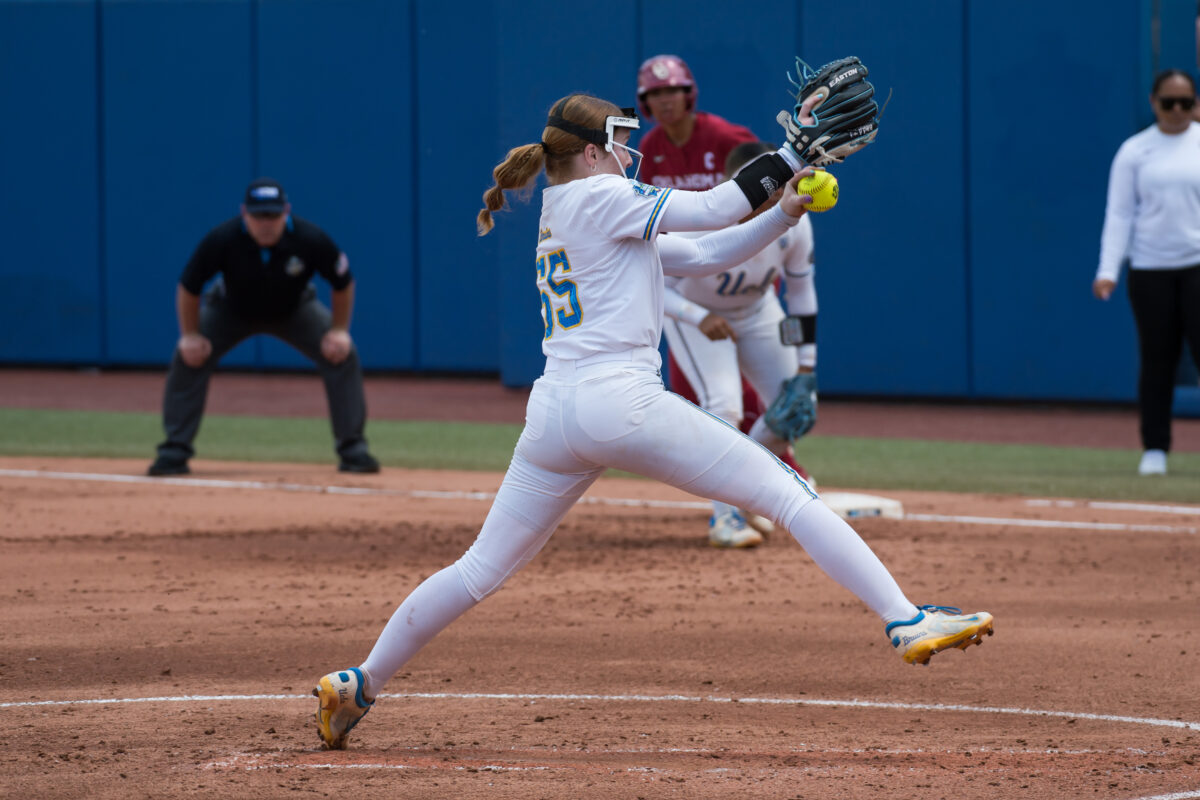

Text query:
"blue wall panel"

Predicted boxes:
[[968, 3, 1143, 401], [414, 0, 500, 371], [640, 0, 800, 150], [0, 1, 102, 363], [1159, 0, 1198, 76], [1, 0, 1190, 402], [256, 0, 415, 371], [102, 0, 258, 367], [803, 1, 969, 396], [494, 0, 640, 387]]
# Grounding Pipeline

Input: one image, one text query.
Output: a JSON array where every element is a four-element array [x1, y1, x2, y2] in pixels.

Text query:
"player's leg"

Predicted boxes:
[[568, 369, 900, 615], [663, 317, 760, 547], [269, 288, 375, 470], [314, 379, 606, 748], [152, 285, 254, 473], [357, 452, 603, 694], [664, 317, 743, 420], [571, 374, 991, 663], [1179, 264, 1200, 386], [730, 301, 814, 529], [1128, 268, 1183, 470], [732, 300, 812, 483], [736, 300, 805, 457]]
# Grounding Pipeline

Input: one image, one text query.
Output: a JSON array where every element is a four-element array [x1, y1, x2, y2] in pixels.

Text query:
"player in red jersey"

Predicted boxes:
[[636, 54, 757, 190], [637, 55, 812, 538]]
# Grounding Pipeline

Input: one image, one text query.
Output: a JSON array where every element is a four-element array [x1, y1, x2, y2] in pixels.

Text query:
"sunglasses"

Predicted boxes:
[[249, 211, 284, 220], [1158, 96, 1196, 111]]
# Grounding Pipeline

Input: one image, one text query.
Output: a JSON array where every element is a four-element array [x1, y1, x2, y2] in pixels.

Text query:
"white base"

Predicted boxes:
[[821, 491, 904, 520]]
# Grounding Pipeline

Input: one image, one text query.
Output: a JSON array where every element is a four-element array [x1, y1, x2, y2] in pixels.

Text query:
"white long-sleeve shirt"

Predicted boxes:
[[1096, 121, 1200, 283]]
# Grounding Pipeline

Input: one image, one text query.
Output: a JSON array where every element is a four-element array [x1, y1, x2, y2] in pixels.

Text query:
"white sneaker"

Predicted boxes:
[[708, 509, 763, 548], [1138, 449, 1167, 476]]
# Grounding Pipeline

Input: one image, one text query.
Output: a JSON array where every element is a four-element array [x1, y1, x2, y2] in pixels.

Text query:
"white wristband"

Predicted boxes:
[[797, 344, 817, 369], [776, 145, 802, 171]]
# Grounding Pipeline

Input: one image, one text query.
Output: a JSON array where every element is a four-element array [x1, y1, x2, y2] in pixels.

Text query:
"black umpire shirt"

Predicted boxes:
[[179, 216, 353, 321]]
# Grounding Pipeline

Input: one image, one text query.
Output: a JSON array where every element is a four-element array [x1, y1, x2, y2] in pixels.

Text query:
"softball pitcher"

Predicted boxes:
[[312, 93, 993, 750], [663, 141, 818, 548]]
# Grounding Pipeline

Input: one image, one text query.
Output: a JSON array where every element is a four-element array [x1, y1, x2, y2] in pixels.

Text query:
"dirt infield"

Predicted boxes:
[[2, 370, 1200, 797], [2, 451, 1199, 799]]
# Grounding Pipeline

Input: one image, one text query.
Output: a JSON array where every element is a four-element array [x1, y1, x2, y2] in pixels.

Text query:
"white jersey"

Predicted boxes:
[[536, 175, 674, 361], [666, 214, 814, 318], [1097, 121, 1200, 282]]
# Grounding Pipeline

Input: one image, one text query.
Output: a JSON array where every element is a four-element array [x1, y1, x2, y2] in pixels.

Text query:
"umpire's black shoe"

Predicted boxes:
[[338, 452, 381, 474], [147, 455, 190, 476]]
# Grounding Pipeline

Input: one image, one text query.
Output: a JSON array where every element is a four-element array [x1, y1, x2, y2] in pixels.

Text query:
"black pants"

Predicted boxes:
[[156, 285, 370, 462], [1127, 264, 1200, 452]]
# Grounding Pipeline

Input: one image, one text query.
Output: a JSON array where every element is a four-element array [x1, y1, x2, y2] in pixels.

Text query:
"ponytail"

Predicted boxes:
[[477, 143, 546, 236]]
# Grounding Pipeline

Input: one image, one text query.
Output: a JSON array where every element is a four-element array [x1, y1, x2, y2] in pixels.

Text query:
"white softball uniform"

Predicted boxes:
[[358, 174, 915, 696], [663, 216, 815, 454]]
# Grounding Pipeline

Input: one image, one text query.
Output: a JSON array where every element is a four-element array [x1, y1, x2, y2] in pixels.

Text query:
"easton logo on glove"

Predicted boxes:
[[777, 56, 882, 167]]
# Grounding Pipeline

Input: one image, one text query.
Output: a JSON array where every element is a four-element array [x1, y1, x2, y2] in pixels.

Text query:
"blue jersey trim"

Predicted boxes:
[[641, 188, 673, 241]]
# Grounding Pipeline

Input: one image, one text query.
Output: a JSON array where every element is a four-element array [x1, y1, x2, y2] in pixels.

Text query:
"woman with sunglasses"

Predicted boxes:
[[311, 92, 994, 750], [1094, 69, 1200, 476]]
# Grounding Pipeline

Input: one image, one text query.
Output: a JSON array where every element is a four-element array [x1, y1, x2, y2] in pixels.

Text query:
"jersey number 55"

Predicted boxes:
[[537, 249, 582, 339]]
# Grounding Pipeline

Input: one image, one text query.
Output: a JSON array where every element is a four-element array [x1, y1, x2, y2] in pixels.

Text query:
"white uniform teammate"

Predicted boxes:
[[312, 93, 994, 750], [664, 141, 818, 548]]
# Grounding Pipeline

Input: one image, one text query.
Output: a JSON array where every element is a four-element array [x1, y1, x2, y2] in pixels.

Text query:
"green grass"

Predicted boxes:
[[0, 408, 523, 472], [1, 407, 1198, 503]]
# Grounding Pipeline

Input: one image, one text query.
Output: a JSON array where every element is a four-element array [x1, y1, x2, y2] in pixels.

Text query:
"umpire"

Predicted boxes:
[[147, 178, 380, 476]]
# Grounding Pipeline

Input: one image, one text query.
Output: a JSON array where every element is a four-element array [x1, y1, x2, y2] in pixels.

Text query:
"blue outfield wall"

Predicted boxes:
[[101, 0, 259, 368], [0, 0, 1197, 405], [0, 0, 102, 363]]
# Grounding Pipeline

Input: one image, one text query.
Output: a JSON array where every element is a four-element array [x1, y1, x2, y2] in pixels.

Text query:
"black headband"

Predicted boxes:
[[545, 104, 639, 148], [546, 114, 607, 147]]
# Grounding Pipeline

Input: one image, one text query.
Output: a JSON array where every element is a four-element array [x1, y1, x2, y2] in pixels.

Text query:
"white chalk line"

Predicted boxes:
[[3, 468, 1197, 534], [1028, 498, 1200, 516], [8, 685, 1192, 791], [3, 690, 1197, 733], [907, 513, 1197, 535], [0, 468, 708, 510]]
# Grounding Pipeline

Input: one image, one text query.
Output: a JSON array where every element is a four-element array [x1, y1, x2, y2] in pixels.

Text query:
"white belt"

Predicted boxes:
[[543, 346, 660, 376]]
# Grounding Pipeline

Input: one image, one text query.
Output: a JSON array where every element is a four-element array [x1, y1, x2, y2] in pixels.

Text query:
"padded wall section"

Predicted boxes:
[[968, 3, 1144, 400], [640, 0, 800, 149], [2, 0, 1192, 403], [413, 0, 501, 371], [256, 0, 415, 370], [799, 1, 969, 396], [101, 0, 258, 367], [0, 1, 102, 363]]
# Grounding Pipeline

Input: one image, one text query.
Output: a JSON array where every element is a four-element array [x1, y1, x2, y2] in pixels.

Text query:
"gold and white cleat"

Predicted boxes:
[[313, 667, 374, 749], [885, 605, 994, 666]]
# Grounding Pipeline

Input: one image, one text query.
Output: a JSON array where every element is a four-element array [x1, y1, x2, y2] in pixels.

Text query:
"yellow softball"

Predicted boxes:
[[797, 170, 839, 212]]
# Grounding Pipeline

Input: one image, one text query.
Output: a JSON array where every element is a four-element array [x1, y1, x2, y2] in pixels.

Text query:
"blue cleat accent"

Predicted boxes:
[[313, 666, 375, 749], [885, 605, 994, 666]]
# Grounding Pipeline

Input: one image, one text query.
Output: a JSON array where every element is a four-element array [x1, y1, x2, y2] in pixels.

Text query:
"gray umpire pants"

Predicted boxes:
[[156, 284, 370, 463]]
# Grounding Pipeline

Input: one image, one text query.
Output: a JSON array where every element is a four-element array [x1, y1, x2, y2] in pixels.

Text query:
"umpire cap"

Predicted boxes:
[[244, 178, 288, 214]]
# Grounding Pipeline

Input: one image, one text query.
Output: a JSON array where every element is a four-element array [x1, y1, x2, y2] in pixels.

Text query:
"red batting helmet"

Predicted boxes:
[[636, 54, 697, 118]]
